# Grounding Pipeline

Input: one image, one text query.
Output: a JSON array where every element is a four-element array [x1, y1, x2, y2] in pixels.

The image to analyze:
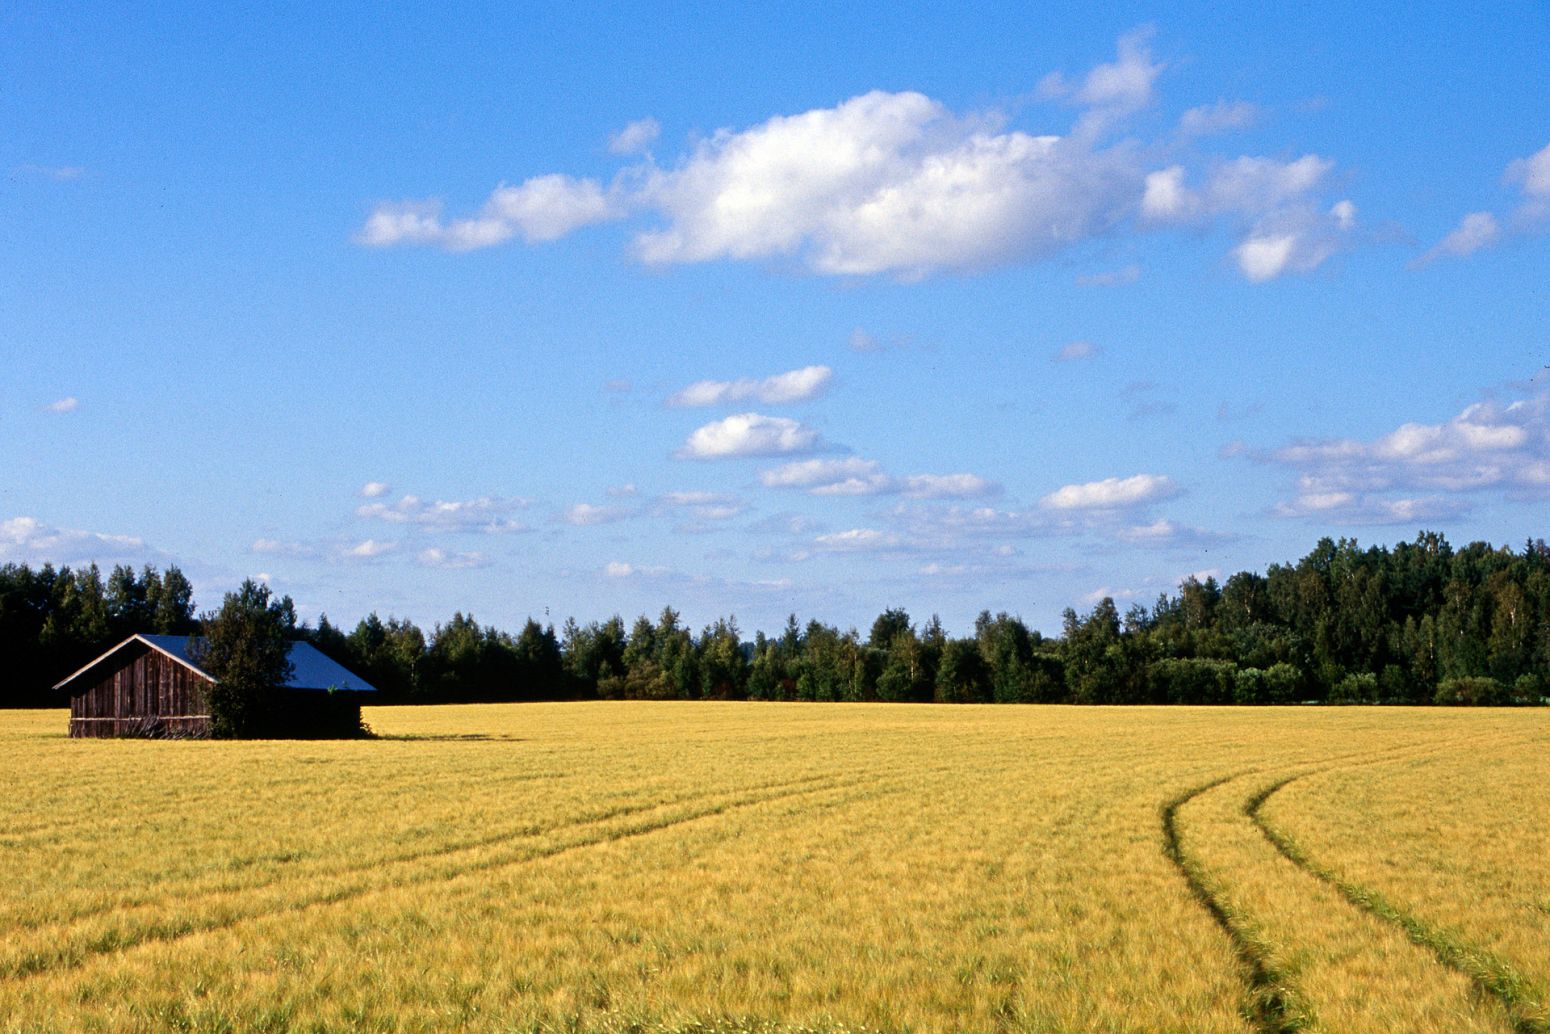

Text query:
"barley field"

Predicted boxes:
[[0, 703, 1545, 1033]]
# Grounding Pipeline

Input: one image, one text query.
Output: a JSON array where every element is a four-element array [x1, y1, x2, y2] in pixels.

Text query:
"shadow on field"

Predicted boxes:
[[373, 733, 526, 742]]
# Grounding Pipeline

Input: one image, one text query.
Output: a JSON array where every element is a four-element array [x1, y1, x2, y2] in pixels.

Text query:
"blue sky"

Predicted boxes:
[[4, 3, 1548, 637]]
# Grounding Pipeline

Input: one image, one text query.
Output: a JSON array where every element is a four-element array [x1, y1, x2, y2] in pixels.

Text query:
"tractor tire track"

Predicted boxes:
[[0, 771, 872, 986], [0, 771, 833, 937], [1160, 770, 1312, 1034], [1248, 770, 1549, 1034]]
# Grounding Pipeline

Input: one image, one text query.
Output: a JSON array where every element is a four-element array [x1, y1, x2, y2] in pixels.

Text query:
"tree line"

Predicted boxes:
[[4, 531, 1548, 709]]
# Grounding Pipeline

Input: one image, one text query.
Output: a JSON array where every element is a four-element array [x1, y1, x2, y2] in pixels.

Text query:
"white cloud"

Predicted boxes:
[[359, 481, 391, 498], [1144, 155, 1352, 280], [668, 365, 832, 407], [44, 396, 78, 413], [1258, 391, 1550, 521], [813, 528, 907, 553], [356, 31, 1351, 282], [1179, 100, 1261, 136], [604, 560, 670, 578], [565, 503, 634, 526], [346, 539, 396, 559], [1042, 473, 1178, 510], [677, 413, 823, 459], [656, 491, 746, 521], [1115, 520, 1235, 548], [418, 547, 490, 569], [607, 483, 638, 497], [1054, 340, 1099, 362], [759, 458, 997, 499], [358, 175, 621, 250], [1414, 211, 1500, 267], [1505, 140, 1550, 204], [357, 494, 529, 533], [609, 117, 661, 156], [1, 516, 152, 566], [760, 457, 889, 494]]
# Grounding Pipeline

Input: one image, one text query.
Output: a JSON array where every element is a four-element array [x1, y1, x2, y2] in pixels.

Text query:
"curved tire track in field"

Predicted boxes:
[[0, 772, 877, 986], [1161, 772, 1311, 1034], [1, 772, 833, 936], [1248, 771, 1549, 1034]]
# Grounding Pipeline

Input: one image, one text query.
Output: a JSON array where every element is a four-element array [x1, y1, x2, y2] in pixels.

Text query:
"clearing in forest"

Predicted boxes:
[[0, 703, 1546, 1032]]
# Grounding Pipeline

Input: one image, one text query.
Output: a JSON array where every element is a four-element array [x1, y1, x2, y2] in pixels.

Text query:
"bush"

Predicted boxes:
[[1329, 672, 1378, 705], [1434, 676, 1510, 706], [1262, 663, 1303, 704], [1147, 658, 1236, 705]]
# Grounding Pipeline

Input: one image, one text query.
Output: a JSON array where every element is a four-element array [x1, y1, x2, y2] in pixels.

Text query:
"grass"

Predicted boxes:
[[0, 703, 1544, 1032]]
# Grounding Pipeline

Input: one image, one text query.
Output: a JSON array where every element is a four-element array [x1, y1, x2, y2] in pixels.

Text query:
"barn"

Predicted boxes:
[[54, 634, 378, 738]]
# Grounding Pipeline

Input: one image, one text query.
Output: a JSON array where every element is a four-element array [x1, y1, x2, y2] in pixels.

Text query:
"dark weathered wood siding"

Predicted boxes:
[[68, 645, 211, 738]]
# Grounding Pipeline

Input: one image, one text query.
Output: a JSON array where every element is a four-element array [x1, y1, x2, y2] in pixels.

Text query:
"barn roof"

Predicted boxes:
[[53, 635, 379, 694]]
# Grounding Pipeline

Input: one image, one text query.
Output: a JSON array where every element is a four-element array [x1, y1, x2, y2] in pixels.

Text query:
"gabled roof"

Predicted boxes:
[[54, 635, 379, 694]]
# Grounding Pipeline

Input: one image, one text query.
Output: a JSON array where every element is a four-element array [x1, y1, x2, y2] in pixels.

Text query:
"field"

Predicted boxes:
[[1, 703, 1547, 1033]]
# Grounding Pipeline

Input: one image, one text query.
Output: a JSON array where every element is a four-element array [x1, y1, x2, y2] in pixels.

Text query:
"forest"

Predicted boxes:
[[2, 531, 1546, 709]]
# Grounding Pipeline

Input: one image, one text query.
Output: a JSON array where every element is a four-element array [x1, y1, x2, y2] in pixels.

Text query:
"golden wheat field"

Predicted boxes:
[[1, 703, 1546, 1034]]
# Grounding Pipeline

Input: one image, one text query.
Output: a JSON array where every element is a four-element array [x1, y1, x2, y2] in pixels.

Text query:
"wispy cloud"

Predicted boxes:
[[1076, 264, 1140, 287], [1178, 100, 1261, 136], [418, 547, 490, 569], [358, 175, 621, 250], [564, 502, 635, 526], [1, 516, 154, 567], [1053, 340, 1099, 362], [44, 396, 79, 413], [1413, 212, 1499, 267], [609, 117, 661, 156], [359, 481, 391, 498], [357, 494, 529, 533], [759, 457, 998, 499], [668, 365, 832, 407]]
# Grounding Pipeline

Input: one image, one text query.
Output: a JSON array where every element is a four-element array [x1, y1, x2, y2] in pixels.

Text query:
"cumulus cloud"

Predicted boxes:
[[1042, 474, 1178, 511], [668, 365, 832, 407], [358, 174, 621, 250], [356, 31, 1352, 282], [1142, 156, 1353, 280], [359, 481, 391, 498], [1054, 340, 1099, 362], [357, 494, 529, 533], [1257, 391, 1550, 523], [677, 413, 823, 459], [609, 117, 661, 156], [758, 457, 997, 499], [1179, 100, 1261, 136], [1415, 141, 1550, 265], [44, 396, 78, 413], [1, 516, 153, 566], [345, 539, 396, 559]]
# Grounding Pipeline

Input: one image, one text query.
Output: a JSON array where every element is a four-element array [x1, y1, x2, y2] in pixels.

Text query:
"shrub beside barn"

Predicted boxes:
[[54, 634, 377, 738]]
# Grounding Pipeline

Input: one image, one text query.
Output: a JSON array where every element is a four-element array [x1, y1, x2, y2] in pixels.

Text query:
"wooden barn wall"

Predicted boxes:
[[69, 647, 212, 738]]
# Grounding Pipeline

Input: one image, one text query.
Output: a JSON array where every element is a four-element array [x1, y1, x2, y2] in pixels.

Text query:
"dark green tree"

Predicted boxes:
[[198, 579, 297, 738]]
